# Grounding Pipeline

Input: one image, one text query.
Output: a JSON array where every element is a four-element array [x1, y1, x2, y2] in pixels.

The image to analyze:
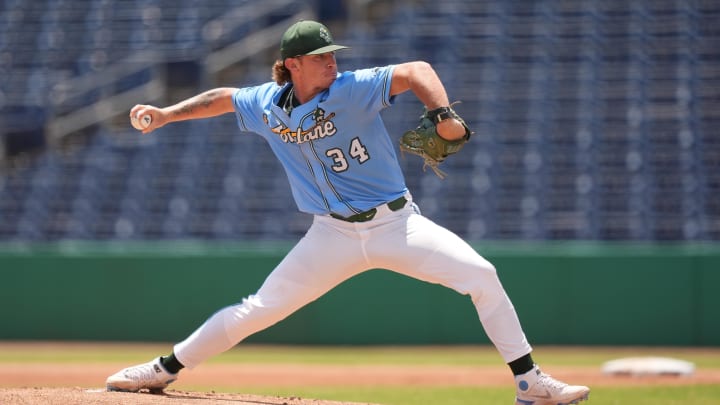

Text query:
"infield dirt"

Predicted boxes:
[[0, 387, 380, 404]]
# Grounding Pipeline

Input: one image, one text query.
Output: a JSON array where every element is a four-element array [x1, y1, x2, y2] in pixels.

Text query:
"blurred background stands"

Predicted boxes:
[[0, 0, 718, 242]]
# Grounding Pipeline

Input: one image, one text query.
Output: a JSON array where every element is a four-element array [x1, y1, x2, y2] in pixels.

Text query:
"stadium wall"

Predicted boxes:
[[1, 242, 718, 346]]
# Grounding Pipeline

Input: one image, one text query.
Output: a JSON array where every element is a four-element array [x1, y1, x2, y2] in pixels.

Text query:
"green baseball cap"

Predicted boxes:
[[280, 20, 349, 59]]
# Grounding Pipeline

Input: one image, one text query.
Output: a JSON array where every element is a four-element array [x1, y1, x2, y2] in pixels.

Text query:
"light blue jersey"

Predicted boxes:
[[232, 65, 408, 216]]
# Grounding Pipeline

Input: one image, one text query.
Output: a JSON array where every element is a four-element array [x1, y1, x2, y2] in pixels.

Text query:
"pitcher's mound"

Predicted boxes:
[[0, 387, 380, 405]]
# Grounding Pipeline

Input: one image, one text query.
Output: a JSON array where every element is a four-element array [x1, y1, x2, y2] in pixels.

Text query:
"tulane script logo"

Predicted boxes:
[[264, 108, 338, 144]]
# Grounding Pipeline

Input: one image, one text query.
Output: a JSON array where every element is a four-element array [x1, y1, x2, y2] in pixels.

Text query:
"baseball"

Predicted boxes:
[[131, 114, 152, 130]]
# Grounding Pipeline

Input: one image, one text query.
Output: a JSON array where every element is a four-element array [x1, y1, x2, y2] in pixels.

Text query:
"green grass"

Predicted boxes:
[[2, 343, 719, 368], [0, 342, 172, 363]]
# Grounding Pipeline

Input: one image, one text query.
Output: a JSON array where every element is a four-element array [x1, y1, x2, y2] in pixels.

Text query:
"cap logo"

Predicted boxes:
[[319, 27, 331, 44]]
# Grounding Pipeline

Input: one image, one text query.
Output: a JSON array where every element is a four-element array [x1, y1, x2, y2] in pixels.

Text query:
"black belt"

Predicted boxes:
[[330, 196, 408, 223]]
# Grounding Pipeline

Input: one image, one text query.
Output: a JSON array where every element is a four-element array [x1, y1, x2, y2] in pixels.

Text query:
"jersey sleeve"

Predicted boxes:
[[344, 65, 396, 114], [232, 84, 274, 133]]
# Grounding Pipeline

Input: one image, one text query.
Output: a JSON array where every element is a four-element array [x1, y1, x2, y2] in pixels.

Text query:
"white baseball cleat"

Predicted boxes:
[[514, 366, 590, 405], [106, 357, 178, 393]]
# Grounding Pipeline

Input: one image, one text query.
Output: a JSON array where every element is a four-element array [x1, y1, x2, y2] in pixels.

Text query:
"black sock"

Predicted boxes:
[[160, 353, 185, 374], [508, 353, 535, 376]]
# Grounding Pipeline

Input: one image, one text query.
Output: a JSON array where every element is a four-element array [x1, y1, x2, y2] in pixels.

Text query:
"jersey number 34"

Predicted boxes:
[[325, 137, 370, 172]]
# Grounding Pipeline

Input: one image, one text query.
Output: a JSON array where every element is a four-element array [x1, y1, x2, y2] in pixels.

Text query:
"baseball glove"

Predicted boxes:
[[399, 104, 472, 178]]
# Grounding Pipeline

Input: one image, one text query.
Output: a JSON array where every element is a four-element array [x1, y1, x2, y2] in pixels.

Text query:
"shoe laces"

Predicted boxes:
[[124, 362, 162, 382], [537, 372, 568, 392]]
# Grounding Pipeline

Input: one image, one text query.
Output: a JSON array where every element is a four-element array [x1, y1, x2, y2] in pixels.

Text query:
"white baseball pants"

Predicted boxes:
[[174, 195, 532, 368]]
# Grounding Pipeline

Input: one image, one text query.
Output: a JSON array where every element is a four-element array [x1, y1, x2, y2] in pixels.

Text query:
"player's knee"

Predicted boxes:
[[474, 257, 497, 276]]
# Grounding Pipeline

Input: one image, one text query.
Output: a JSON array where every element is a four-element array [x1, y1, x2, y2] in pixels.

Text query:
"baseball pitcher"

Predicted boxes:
[[106, 20, 590, 405]]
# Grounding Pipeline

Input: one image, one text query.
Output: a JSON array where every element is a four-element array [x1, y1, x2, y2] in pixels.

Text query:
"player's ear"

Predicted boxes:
[[285, 57, 301, 72]]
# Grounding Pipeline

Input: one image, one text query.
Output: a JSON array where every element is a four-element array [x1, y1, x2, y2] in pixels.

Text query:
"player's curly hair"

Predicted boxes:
[[272, 60, 291, 85]]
